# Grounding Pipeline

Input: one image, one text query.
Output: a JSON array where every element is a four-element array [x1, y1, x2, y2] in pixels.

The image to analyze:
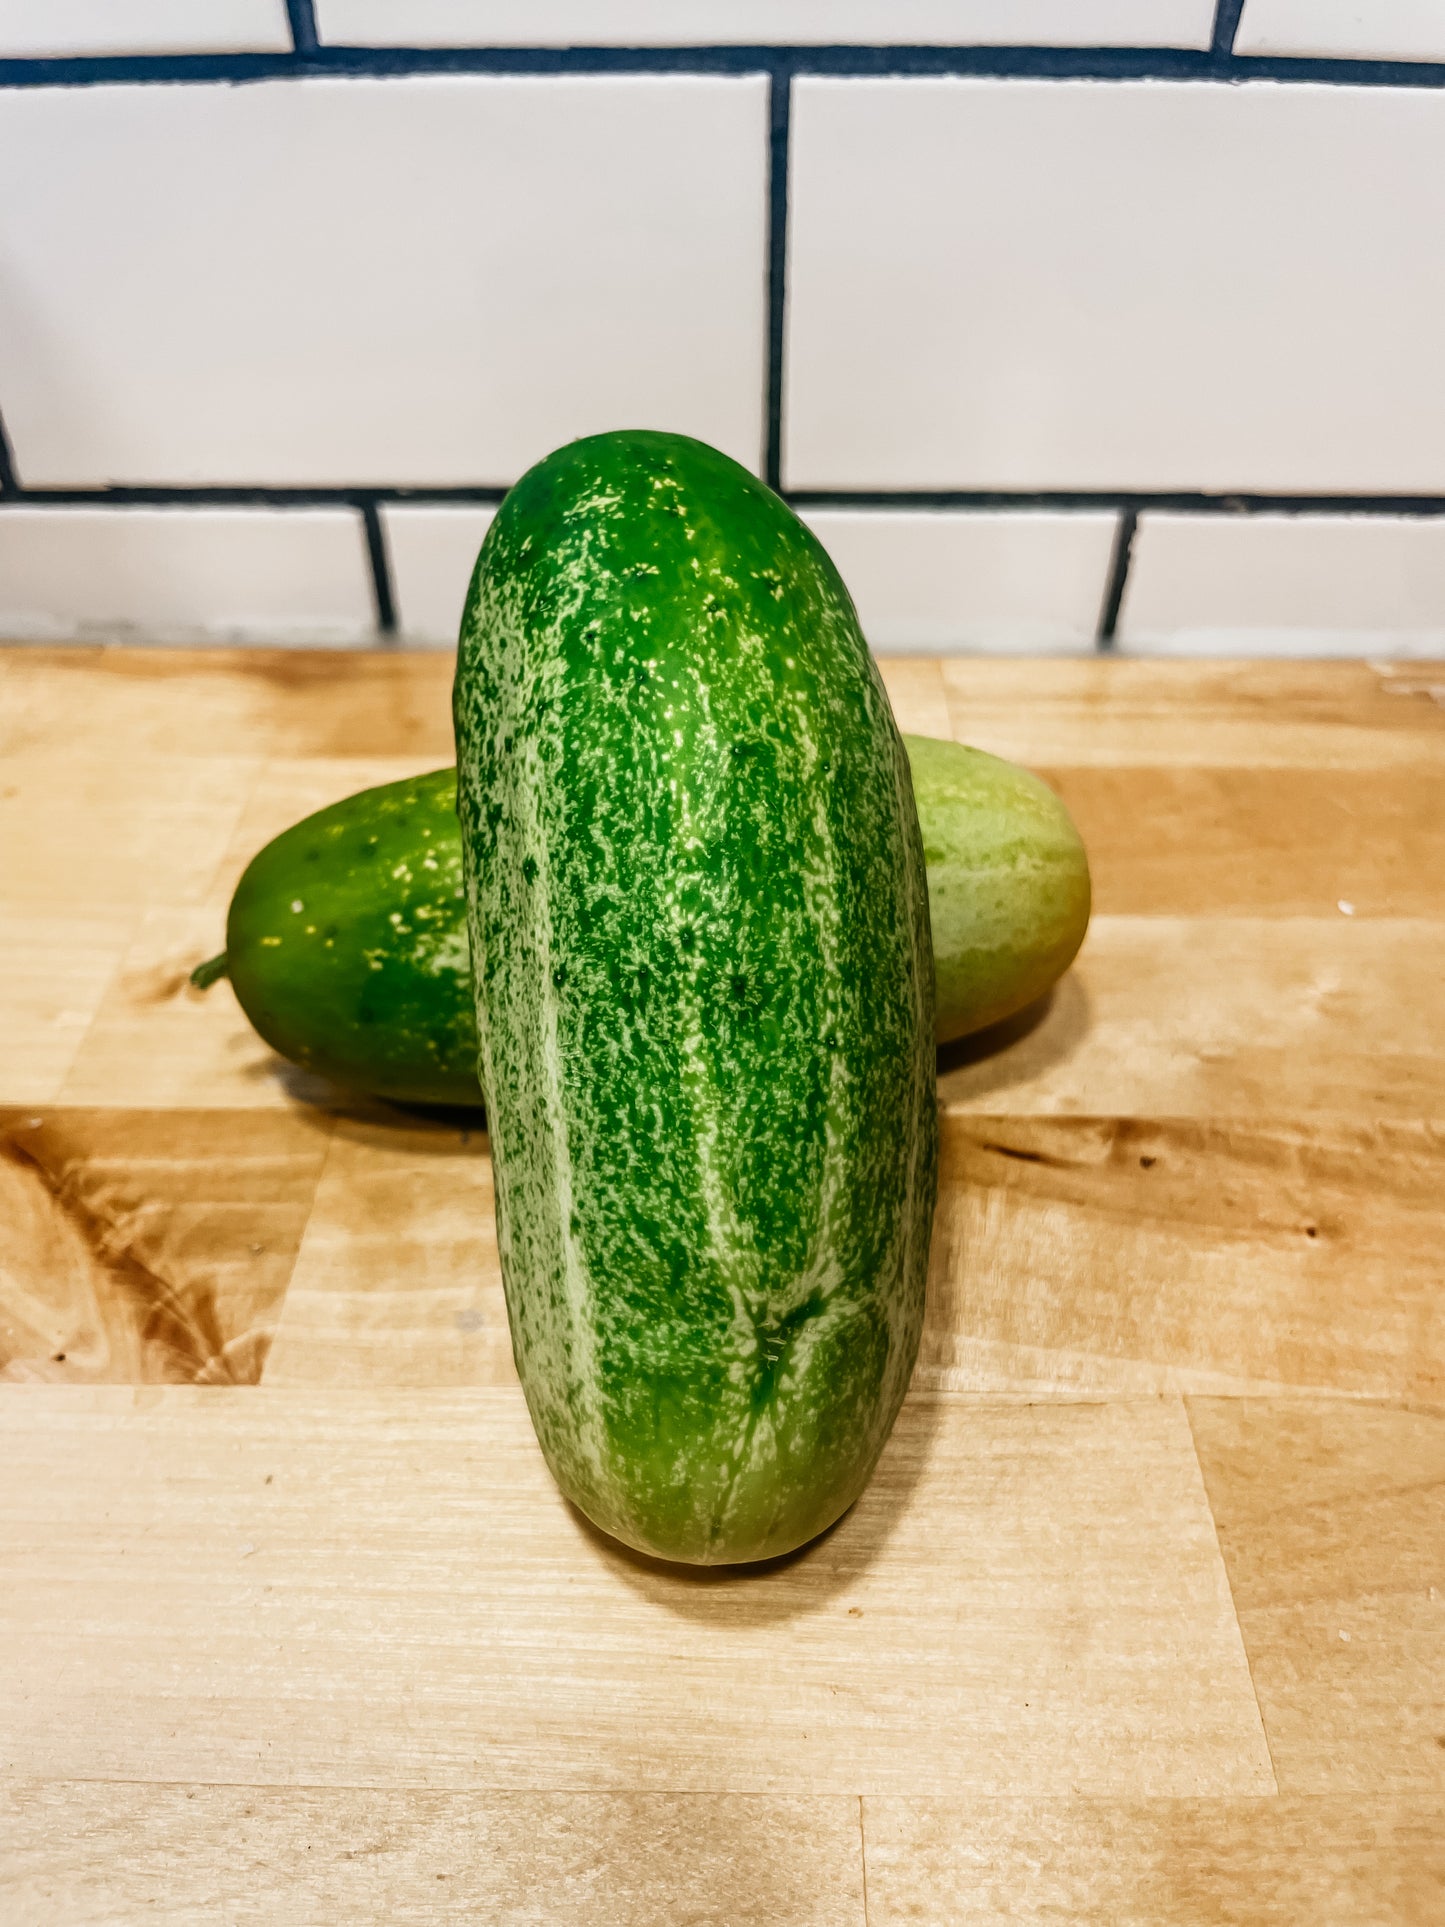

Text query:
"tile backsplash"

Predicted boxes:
[[0, 507, 374, 643], [1235, 1, 1445, 63], [796, 510, 1118, 655], [1121, 513, 1445, 657], [2, 5, 1444, 656], [0, 2, 291, 57], [312, 2, 1218, 51], [785, 77, 1445, 494], [381, 505, 496, 644], [0, 75, 767, 486]]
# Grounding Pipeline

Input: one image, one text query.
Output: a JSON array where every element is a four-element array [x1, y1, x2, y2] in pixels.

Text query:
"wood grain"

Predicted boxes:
[[873, 654, 951, 738], [0, 911, 133, 1105], [0, 750, 259, 910], [923, 1116, 1445, 1401], [1052, 764, 1445, 917], [56, 908, 353, 1111], [0, 645, 457, 763], [0, 1387, 1270, 1797], [862, 1796, 1445, 1924], [0, 1110, 329, 1384], [1, 1783, 867, 1926], [1189, 1398, 1445, 1794], [938, 917, 1445, 1116], [3, 650, 1443, 1917], [942, 655, 1445, 770], [264, 1115, 510, 1389]]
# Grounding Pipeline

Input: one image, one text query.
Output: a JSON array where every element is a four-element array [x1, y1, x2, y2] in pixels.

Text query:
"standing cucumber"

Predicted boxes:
[[454, 430, 937, 1564], [201, 743, 1088, 1107]]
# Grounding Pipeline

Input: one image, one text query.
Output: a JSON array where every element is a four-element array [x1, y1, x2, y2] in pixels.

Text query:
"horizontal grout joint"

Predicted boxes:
[[7, 488, 1445, 517], [1, 46, 1445, 91]]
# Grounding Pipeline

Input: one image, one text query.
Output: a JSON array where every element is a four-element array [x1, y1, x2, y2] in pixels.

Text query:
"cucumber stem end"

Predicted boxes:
[[190, 953, 230, 991]]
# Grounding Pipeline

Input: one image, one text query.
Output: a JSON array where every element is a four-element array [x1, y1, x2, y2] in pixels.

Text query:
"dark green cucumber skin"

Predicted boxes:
[[223, 770, 477, 1106], [215, 743, 1090, 1108], [454, 430, 937, 1565]]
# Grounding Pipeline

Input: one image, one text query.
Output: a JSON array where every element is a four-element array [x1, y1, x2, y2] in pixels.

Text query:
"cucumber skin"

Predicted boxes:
[[219, 742, 1089, 1109], [223, 770, 475, 1107], [911, 737, 1091, 1040], [454, 430, 937, 1565]]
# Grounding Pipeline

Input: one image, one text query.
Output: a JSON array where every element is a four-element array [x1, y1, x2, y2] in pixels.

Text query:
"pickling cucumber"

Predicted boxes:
[[910, 734, 1090, 1038], [454, 429, 936, 1564], [201, 742, 1088, 1107], [204, 765, 475, 1106]]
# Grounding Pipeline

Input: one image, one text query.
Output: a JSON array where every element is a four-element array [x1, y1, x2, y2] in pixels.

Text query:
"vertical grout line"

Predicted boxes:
[[1096, 506, 1138, 652], [285, 0, 319, 57], [0, 403, 19, 497], [1211, 0, 1247, 60], [764, 59, 793, 494], [360, 499, 398, 643]]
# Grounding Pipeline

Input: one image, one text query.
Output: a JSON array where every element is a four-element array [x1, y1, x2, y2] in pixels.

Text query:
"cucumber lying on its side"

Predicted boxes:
[[198, 742, 1088, 1108], [201, 766, 477, 1106], [910, 734, 1090, 1039]]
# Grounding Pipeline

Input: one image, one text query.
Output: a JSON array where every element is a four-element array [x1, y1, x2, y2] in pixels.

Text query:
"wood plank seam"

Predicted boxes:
[[1183, 1394, 1282, 1796], [858, 1793, 871, 1927]]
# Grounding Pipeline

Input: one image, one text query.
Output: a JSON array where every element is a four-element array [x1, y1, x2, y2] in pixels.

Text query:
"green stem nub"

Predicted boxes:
[[190, 952, 230, 991]]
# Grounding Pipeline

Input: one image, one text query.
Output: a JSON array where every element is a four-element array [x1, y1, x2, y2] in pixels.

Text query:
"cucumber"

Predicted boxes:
[[912, 736, 1090, 1040], [203, 743, 1088, 1106], [454, 429, 936, 1564], [209, 766, 476, 1107]]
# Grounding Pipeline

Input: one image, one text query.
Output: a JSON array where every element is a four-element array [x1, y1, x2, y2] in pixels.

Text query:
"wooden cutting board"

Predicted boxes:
[[2, 647, 1442, 1923]]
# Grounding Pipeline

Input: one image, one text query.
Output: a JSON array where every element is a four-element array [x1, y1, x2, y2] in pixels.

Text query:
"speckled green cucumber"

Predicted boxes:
[[911, 737, 1090, 1039], [454, 429, 937, 1565], [206, 769, 474, 1106], [199, 745, 1088, 1106]]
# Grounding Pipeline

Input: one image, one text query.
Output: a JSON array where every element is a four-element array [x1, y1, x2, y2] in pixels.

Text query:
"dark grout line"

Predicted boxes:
[[0, 484, 514, 507], [1211, 0, 1248, 61], [2, 44, 1445, 89], [359, 499, 397, 638], [9, 485, 1445, 517], [0, 406, 18, 497], [787, 489, 1445, 516], [284, 0, 319, 58], [1096, 507, 1138, 651], [764, 63, 792, 493]]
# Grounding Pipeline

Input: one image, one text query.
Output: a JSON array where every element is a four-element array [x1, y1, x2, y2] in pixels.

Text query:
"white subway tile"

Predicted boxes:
[[1236, 1, 1445, 62], [382, 504, 495, 646], [799, 509, 1115, 653], [1119, 513, 1445, 657], [0, 76, 766, 487], [0, 508, 375, 643], [0, 1, 290, 55], [318, 1, 1214, 49], [384, 502, 1116, 653], [785, 79, 1445, 493]]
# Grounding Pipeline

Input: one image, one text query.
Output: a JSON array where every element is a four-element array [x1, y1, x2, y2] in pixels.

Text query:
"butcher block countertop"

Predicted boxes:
[[2, 646, 1443, 1924]]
